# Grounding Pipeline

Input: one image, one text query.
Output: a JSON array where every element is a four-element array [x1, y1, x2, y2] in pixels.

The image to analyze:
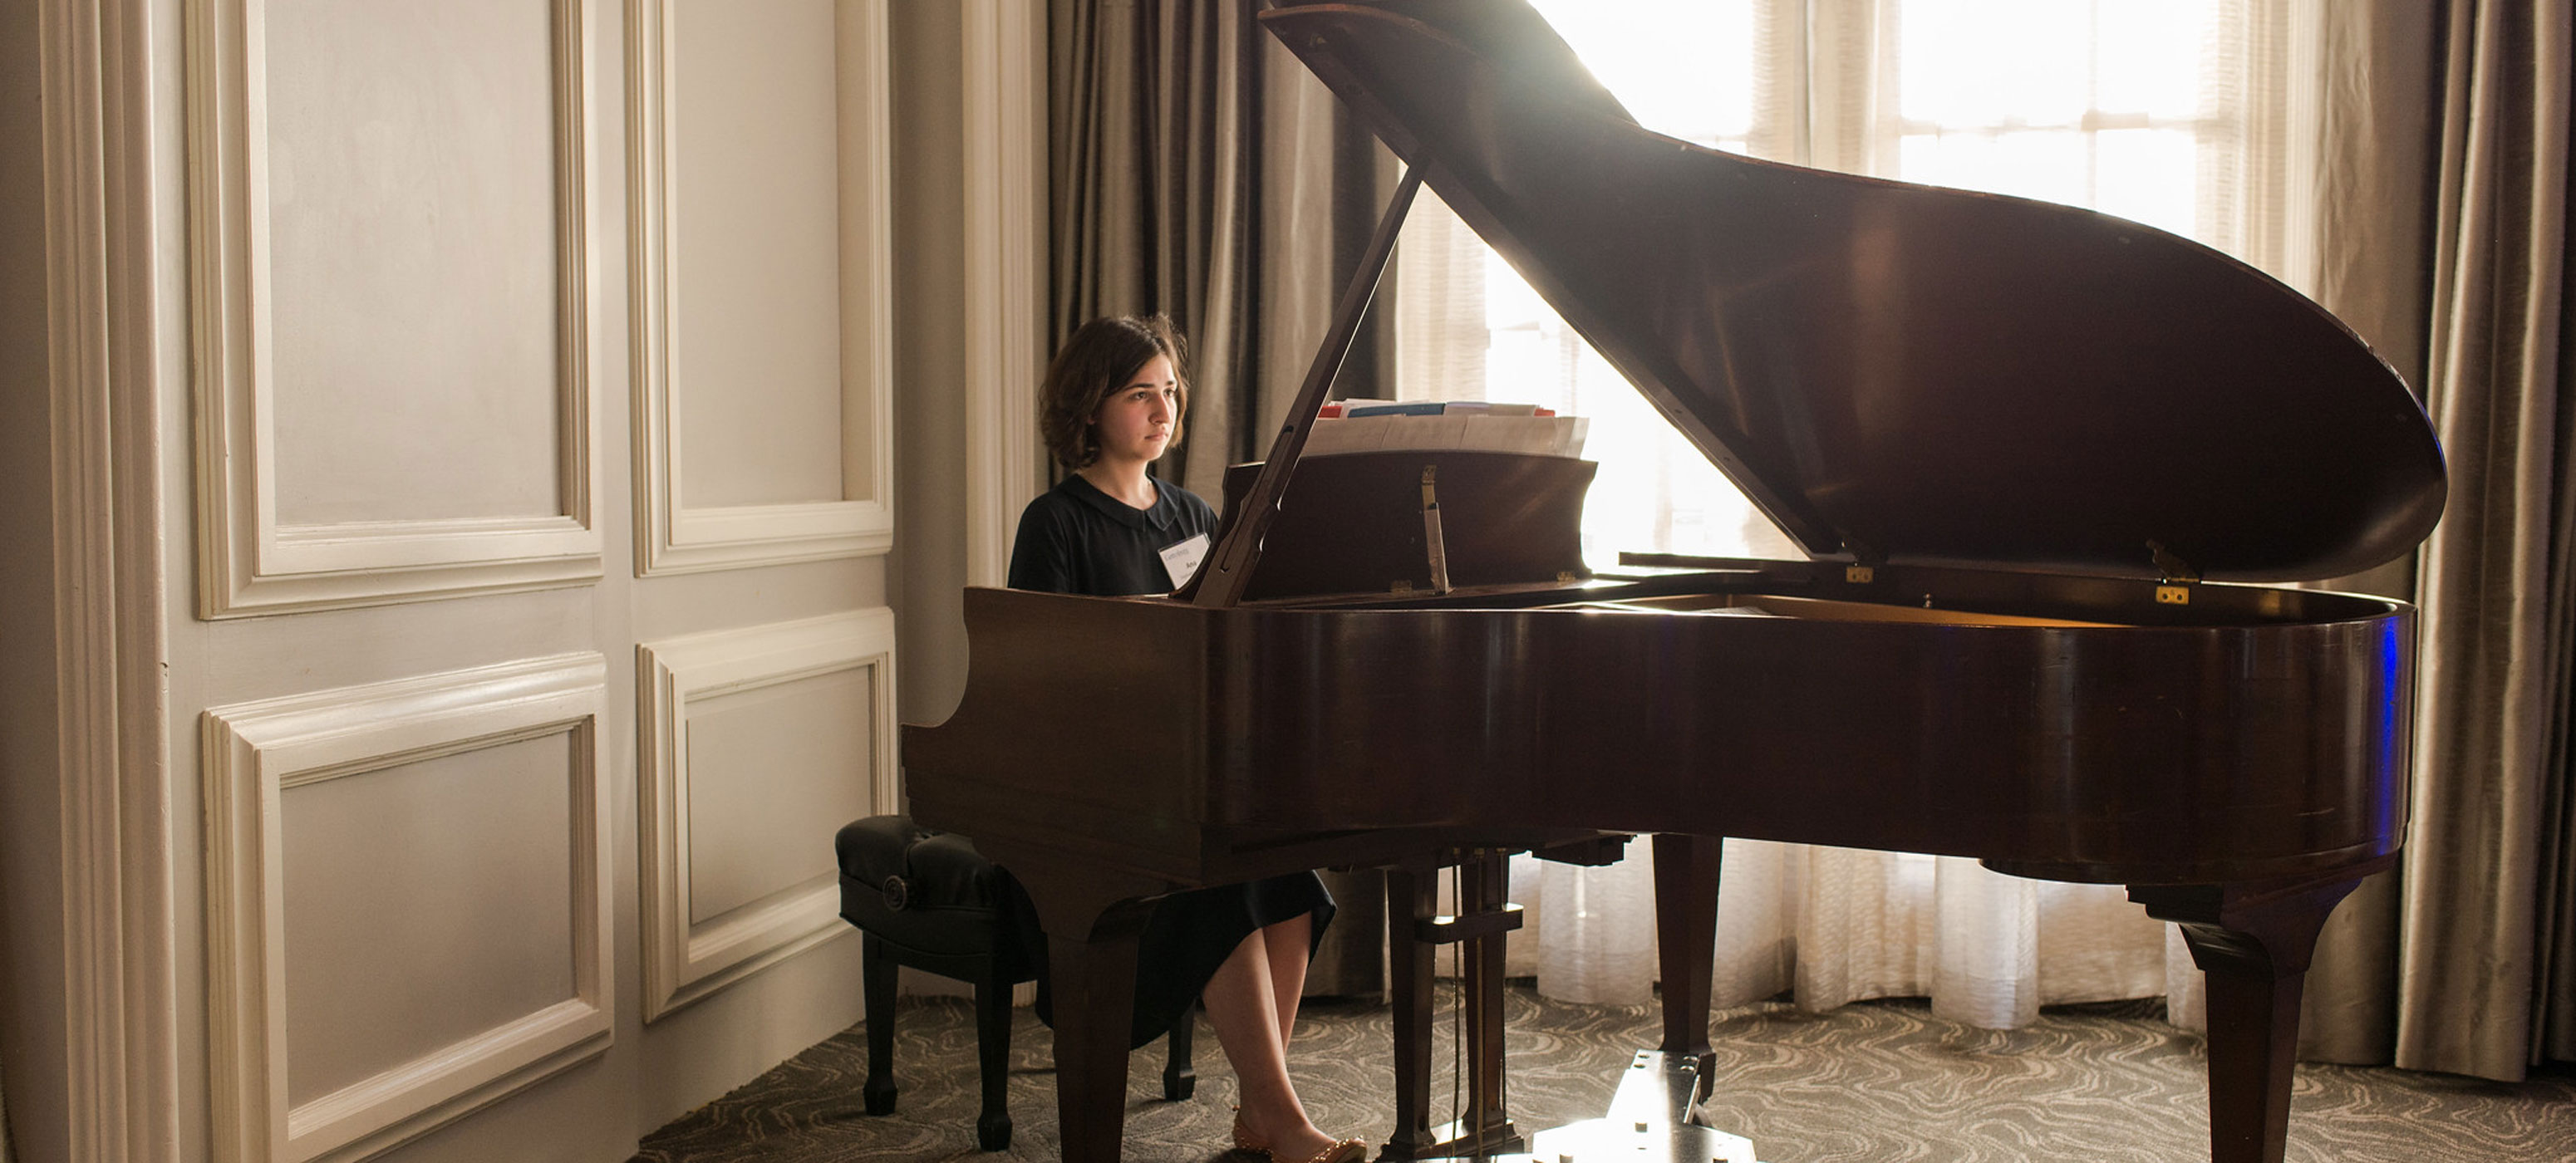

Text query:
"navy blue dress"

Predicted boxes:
[[1006, 473, 1336, 1048]]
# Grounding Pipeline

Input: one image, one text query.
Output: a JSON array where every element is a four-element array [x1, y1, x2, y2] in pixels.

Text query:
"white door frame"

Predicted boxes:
[[960, 0, 1047, 586], [38, 1, 182, 1161]]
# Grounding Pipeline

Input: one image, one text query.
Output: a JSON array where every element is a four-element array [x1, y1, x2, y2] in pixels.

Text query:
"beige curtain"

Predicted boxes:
[[2288, 0, 2444, 1067], [2395, 0, 2574, 1080], [1048, 0, 1397, 500], [1047, 0, 1398, 996], [2525, 0, 2576, 1072]]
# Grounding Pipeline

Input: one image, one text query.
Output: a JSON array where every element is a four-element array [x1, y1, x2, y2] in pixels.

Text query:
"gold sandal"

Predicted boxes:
[[1293, 1140, 1368, 1163], [1231, 1111, 1364, 1163], [1231, 1110, 1267, 1157]]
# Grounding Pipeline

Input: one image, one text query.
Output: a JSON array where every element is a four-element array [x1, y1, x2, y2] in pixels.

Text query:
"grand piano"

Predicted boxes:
[[902, 2, 2449, 1161]]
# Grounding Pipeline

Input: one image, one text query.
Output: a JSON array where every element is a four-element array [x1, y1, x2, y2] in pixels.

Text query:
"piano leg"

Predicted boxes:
[[984, 849, 1163, 1163], [1650, 834, 1723, 1057], [1384, 858, 1440, 1159], [2131, 859, 2388, 1163], [1045, 924, 1146, 1163]]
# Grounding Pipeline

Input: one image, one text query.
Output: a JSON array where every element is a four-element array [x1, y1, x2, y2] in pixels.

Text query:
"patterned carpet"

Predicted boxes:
[[632, 987, 2576, 1163]]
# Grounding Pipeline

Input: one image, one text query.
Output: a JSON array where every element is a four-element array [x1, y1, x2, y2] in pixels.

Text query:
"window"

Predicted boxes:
[[1392, 0, 2303, 567]]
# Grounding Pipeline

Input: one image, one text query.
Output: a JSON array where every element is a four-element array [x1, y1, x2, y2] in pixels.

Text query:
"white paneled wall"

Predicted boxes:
[[178, 0, 897, 1159], [622, 0, 900, 1031], [4, 0, 987, 1158]]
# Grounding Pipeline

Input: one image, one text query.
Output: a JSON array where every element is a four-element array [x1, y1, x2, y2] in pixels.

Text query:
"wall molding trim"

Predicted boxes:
[[625, 0, 897, 577], [961, 0, 1047, 586], [188, 0, 604, 618], [637, 609, 899, 1020], [201, 655, 615, 1163], [38, 0, 182, 1159]]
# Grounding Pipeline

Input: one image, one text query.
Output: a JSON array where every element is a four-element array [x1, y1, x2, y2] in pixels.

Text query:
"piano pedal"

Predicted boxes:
[[1403, 1115, 1523, 1161]]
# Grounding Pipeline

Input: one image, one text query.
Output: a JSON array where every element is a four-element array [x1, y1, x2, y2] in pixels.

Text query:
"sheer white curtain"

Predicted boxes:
[[1403, 0, 2327, 1028]]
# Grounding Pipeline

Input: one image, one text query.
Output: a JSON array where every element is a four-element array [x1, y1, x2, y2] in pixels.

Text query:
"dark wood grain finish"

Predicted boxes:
[[2133, 860, 2393, 1163], [1384, 860, 1442, 1160], [1652, 835, 1723, 1059], [913, 570, 2412, 890], [1215, 450, 1595, 601]]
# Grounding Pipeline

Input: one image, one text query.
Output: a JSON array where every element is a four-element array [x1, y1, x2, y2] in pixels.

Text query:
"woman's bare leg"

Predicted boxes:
[[1262, 913, 1313, 1045], [1202, 921, 1342, 1161]]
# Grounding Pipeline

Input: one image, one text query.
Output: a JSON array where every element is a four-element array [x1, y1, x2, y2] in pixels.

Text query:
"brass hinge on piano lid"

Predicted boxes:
[[1839, 537, 1883, 585], [2148, 540, 2198, 605]]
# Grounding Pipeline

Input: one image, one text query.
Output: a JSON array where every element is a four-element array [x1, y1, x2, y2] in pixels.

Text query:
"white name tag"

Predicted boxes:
[[1159, 532, 1211, 590]]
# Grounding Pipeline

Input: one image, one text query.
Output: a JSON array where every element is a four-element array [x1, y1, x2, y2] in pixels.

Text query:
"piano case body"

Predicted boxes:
[[916, 563, 2413, 895]]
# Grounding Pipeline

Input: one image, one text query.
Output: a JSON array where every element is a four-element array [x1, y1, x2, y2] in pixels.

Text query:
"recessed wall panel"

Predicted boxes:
[[682, 667, 875, 925], [638, 610, 897, 1017], [627, 0, 892, 575], [194, 0, 602, 616], [281, 734, 578, 1106], [202, 654, 611, 1163], [264, 0, 565, 525], [670, 0, 847, 508]]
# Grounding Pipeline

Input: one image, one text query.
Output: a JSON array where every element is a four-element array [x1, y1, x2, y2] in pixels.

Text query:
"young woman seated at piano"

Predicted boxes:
[[1008, 315, 1363, 1163]]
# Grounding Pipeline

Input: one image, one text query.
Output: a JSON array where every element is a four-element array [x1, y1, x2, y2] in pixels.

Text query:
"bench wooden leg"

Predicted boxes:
[[862, 934, 899, 1116], [974, 971, 1015, 1151], [1163, 1006, 1197, 1101]]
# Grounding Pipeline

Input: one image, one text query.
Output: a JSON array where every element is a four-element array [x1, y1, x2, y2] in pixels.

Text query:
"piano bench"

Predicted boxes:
[[833, 815, 1196, 1151]]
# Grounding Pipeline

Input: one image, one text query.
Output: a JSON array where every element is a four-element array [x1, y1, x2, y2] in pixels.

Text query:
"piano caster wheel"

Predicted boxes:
[[976, 1112, 1013, 1151], [863, 1077, 897, 1116]]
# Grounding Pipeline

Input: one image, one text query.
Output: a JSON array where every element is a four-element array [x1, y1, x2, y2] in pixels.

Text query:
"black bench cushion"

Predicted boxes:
[[834, 816, 1030, 968]]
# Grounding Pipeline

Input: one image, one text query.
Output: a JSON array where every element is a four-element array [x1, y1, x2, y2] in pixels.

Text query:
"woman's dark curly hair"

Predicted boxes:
[[1039, 315, 1191, 472]]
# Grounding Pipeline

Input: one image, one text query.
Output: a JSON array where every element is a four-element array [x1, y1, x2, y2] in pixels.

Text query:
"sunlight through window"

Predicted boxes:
[[1531, 0, 1757, 150]]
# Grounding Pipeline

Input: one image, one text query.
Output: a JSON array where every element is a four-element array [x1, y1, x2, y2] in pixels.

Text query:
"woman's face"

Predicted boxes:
[[1089, 354, 1179, 467]]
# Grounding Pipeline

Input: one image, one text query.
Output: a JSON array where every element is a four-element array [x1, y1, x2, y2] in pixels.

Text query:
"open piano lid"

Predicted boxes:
[[1258, 1, 2446, 584]]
